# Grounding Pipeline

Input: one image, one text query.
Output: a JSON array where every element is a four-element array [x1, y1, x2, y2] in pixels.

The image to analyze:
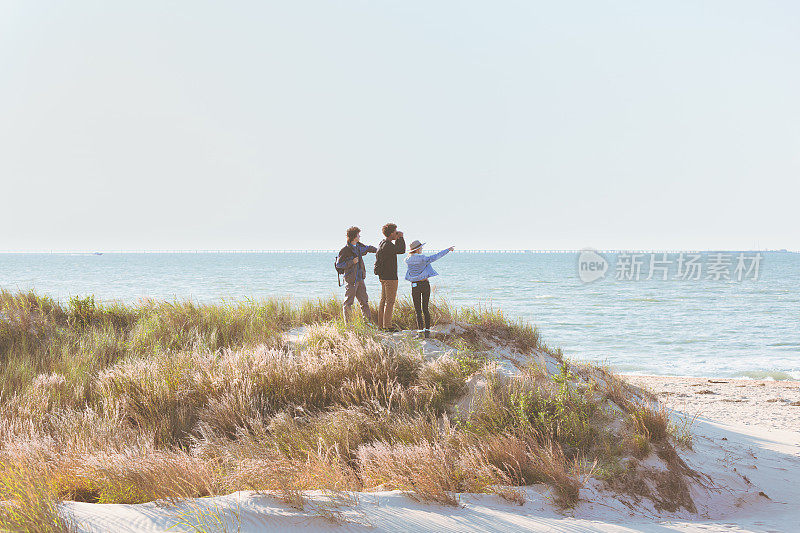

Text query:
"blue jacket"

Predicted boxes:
[[336, 242, 377, 283], [404, 248, 451, 282]]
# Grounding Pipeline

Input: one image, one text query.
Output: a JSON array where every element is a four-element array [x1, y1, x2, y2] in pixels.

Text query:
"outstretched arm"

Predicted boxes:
[[425, 247, 454, 264]]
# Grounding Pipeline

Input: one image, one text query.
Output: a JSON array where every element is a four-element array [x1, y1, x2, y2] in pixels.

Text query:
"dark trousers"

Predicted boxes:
[[411, 279, 431, 331]]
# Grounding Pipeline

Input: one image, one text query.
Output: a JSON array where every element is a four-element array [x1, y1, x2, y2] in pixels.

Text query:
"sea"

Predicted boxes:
[[1, 251, 798, 380]]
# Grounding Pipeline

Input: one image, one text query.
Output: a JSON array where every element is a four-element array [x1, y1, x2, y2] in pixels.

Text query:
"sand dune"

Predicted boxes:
[[61, 363, 800, 532], [62, 414, 800, 532]]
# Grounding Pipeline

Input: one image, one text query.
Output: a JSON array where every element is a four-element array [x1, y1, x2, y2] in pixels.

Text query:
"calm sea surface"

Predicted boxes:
[[1, 252, 798, 380]]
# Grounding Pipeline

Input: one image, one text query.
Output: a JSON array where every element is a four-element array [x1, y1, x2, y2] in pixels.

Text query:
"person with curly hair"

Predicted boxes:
[[335, 226, 377, 323], [374, 222, 405, 331]]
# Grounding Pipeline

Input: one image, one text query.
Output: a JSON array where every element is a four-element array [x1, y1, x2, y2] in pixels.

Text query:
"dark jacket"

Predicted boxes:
[[375, 236, 406, 281], [336, 242, 377, 284]]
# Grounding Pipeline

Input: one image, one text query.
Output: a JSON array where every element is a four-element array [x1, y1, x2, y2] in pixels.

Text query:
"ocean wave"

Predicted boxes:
[[654, 338, 709, 345], [732, 370, 800, 381]]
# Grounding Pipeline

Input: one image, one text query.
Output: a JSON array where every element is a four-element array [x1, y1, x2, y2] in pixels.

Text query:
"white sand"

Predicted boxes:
[[60, 334, 800, 532], [624, 375, 800, 433]]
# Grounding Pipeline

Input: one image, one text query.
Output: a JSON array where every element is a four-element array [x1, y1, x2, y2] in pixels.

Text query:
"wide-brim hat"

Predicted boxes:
[[408, 240, 425, 253]]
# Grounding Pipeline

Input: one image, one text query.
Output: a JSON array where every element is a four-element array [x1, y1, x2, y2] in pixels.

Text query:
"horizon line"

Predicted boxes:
[[0, 248, 795, 254]]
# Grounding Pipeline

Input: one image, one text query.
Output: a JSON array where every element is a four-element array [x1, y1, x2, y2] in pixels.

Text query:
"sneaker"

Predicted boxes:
[[423, 329, 430, 339]]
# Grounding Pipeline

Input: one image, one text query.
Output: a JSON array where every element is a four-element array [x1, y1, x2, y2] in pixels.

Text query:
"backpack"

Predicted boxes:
[[335, 246, 356, 287], [374, 239, 389, 277], [334, 256, 345, 286]]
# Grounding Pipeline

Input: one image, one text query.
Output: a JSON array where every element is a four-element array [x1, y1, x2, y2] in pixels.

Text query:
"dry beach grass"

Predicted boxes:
[[0, 290, 699, 530]]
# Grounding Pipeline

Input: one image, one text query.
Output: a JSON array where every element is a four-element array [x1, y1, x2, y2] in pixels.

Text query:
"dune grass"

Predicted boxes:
[[0, 290, 696, 527], [0, 460, 76, 532]]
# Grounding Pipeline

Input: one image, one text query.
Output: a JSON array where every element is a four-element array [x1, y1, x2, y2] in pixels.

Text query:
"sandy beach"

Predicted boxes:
[[624, 375, 800, 433]]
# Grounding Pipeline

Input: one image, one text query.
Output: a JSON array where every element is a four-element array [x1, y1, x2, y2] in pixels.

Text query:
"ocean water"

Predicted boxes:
[[1, 251, 798, 380]]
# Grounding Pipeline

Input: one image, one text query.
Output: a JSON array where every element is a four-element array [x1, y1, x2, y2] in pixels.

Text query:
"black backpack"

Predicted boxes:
[[334, 255, 345, 286], [374, 239, 389, 277], [335, 247, 356, 286]]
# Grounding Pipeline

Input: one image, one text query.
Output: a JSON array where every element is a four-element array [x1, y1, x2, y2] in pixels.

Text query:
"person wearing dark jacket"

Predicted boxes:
[[374, 223, 405, 331], [335, 226, 377, 323]]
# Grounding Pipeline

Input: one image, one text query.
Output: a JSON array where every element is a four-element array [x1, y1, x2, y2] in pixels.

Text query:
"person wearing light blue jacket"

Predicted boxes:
[[404, 240, 455, 338]]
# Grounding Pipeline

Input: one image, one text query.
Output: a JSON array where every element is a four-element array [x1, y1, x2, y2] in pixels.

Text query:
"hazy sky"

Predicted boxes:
[[1, 1, 798, 251]]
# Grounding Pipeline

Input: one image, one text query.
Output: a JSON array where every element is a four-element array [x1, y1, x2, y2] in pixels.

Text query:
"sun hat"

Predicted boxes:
[[408, 240, 425, 253]]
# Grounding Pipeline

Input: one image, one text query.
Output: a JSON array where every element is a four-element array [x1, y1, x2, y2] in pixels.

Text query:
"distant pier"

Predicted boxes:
[[0, 249, 795, 254]]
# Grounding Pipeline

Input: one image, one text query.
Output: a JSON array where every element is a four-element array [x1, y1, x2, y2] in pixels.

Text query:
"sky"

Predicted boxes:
[[1, 1, 798, 252]]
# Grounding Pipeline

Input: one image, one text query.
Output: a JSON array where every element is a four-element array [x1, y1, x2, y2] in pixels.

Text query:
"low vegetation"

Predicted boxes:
[[0, 290, 699, 530]]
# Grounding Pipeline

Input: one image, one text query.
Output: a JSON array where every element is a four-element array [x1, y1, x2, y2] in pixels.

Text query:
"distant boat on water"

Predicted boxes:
[[93, 252, 103, 256]]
